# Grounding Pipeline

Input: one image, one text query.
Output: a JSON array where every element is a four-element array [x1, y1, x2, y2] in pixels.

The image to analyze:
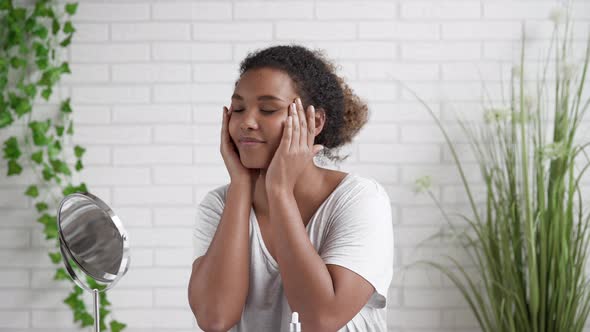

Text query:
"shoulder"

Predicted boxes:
[[324, 172, 391, 223], [337, 173, 390, 206], [198, 183, 230, 211]]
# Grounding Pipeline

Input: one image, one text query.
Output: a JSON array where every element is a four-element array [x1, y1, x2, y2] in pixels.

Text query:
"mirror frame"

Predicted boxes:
[[57, 192, 130, 292]]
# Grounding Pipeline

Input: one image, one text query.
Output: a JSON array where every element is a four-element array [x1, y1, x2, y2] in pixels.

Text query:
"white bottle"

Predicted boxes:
[[289, 312, 301, 332]]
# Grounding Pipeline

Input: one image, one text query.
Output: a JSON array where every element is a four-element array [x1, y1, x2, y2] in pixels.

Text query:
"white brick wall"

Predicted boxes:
[[1, 1, 589, 331]]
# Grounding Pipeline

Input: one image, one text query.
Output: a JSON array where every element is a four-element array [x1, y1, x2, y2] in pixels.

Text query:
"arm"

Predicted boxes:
[[268, 189, 375, 332], [188, 181, 253, 332]]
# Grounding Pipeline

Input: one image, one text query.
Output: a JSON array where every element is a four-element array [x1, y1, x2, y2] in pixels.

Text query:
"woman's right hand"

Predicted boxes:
[[220, 105, 259, 188]]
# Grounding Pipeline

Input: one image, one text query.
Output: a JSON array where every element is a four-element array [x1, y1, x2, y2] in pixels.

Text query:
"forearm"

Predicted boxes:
[[189, 181, 252, 330], [268, 190, 336, 329]]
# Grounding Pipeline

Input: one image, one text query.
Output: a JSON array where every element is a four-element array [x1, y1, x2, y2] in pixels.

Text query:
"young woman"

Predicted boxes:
[[188, 45, 394, 332]]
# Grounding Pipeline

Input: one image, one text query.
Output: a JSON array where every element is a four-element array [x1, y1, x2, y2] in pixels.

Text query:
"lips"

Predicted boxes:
[[239, 137, 265, 143]]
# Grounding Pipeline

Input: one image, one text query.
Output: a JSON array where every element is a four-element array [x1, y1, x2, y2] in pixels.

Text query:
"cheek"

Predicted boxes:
[[228, 119, 238, 139]]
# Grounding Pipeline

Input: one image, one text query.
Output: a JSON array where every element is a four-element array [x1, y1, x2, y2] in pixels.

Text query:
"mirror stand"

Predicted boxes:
[[57, 192, 130, 332]]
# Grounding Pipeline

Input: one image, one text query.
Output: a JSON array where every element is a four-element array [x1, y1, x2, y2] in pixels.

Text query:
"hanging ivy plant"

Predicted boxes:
[[0, 0, 125, 331]]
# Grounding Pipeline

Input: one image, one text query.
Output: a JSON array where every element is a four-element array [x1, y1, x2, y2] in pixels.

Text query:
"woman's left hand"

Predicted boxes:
[[265, 97, 324, 194]]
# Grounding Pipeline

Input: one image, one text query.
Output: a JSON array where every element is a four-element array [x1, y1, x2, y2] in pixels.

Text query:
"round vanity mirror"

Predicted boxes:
[[57, 192, 130, 332]]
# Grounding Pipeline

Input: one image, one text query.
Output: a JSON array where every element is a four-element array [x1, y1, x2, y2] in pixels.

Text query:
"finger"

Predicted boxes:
[[307, 105, 316, 148], [290, 102, 299, 152], [296, 98, 307, 149], [221, 106, 228, 140], [282, 112, 293, 151]]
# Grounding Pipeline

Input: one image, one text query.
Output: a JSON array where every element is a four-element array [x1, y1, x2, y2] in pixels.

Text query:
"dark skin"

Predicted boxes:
[[188, 67, 375, 332]]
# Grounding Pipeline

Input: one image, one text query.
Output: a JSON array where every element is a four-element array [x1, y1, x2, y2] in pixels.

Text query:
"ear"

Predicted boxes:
[[312, 107, 326, 136]]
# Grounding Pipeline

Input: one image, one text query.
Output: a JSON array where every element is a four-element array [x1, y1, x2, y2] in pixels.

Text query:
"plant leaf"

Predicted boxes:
[[48, 252, 61, 264], [65, 3, 78, 15], [35, 202, 48, 212], [3, 137, 20, 159], [0, 110, 13, 128], [25, 185, 39, 198], [60, 98, 72, 113], [50, 159, 71, 175], [63, 21, 75, 34], [54, 268, 69, 280], [36, 213, 54, 225], [31, 150, 43, 164], [41, 88, 52, 100], [74, 145, 85, 158], [7, 159, 22, 175], [60, 35, 72, 47], [110, 320, 126, 332]]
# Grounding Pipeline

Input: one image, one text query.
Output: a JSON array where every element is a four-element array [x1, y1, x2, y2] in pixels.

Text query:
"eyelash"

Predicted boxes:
[[232, 109, 276, 114]]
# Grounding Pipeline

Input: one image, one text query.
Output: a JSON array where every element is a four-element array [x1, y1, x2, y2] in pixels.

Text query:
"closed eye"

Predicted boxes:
[[232, 109, 277, 114]]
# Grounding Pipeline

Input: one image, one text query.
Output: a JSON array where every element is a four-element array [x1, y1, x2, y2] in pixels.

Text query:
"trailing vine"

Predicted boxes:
[[0, 0, 125, 330]]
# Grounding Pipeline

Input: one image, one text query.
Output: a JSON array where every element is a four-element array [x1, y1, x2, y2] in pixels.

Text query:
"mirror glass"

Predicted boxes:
[[58, 192, 129, 286]]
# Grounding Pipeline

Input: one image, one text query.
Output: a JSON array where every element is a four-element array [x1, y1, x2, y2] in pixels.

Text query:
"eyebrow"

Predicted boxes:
[[231, 93, 286, 102]]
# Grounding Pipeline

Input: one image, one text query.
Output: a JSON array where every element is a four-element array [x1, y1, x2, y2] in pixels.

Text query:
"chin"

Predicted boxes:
[[239, 155, 269, 169]]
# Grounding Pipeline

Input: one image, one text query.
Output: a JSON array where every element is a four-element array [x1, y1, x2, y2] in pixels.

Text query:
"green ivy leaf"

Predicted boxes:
[[55, 126, 64, 137], [0, 0, 11, 10], [37, 213, 54, 225], [99, 292, 111, 306], [33, 1, 48, 16], [48, 251, 61, 264], [9, 57, 25, 69], [24, 16, 36, 32], [75, 160, 83, 171], [59, 62, 71, 74], [110, 320, 126, 332], [11, 7, 26, 20], [39, 68, 60, 87], [48, 141, 61, 159], [62, 184, 76, 196], [0, 110, 13, 128], [79, 312, 94, 327], [14, 98, 32, 116], [50, 159, 71, 175], [52, 18, 60, 34], [33, 25, 48, 39], [54, 267, 69, 280], [33, 42, 48, 57], [64, 291, 83, 310], [3, 137, 20, 159], [65, 3, 78, 15], [41, 88, 52, 100], [25, 185, 39, 198], [44, 221, 58, 239], [42, 164, 54, 181], [60, 35, 72, 47], [36, 57, 48, 70], [67, 120, 74, 135], [31, 150, 43, 164], [7, 159, 22, 175], [60, 98, 72, 113], [63, 21, 75, 34], [35, 202, 48, 212], [74, 145, 85, 158], [23, 83, 36, 98], [29, 120, 51, 146]]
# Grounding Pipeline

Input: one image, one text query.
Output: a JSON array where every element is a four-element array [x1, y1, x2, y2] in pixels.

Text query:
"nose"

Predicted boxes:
[[239, 109, 259, 131]]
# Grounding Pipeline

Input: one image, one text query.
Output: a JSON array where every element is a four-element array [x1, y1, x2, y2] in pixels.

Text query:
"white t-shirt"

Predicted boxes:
[[193, 172, 394, 332]]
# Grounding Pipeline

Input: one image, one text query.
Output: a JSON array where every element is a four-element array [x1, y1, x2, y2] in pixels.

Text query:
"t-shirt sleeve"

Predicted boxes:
[[319, 180, 394, 308], [193, 188, 226, 261]]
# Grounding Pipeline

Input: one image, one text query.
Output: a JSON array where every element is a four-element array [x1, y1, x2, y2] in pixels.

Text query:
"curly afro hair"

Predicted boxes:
[[237, 44, 369, 164]]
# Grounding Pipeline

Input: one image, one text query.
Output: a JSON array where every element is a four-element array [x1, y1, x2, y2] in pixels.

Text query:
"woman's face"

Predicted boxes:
[[229, 67, 299, 169]]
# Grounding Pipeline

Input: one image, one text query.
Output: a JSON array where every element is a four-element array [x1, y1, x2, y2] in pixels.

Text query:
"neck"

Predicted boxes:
[[252, 162, 325, 217]]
